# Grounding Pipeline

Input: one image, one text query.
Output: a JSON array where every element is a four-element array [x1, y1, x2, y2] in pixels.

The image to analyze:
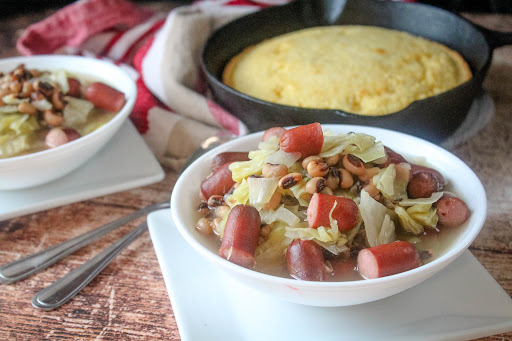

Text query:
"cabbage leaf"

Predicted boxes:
[[359, 190, 396, 247]]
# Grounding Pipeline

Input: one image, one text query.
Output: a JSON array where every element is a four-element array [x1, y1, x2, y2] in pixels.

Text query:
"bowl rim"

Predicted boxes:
[[0, 55, 137, 164], [171, 124, 487, 288]]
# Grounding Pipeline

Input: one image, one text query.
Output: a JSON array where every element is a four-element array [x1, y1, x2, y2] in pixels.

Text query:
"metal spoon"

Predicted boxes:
[[21, 133, 232, 310]]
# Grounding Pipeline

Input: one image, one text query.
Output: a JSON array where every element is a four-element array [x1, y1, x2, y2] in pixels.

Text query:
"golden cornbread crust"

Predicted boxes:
[[222, 26, 472, 116]]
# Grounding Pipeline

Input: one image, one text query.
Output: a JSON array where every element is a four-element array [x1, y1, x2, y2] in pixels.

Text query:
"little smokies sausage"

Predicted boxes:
[[219, 205, 261, 268], [286, 239, 326, 281], [262, 127, 287, 142], [67, 78, 82, 98], [436, 196, 470, 227], [378, 147, 407, 168], [211, 152, 250, 172], [307, 193, 359, 231], [410, 164, 446, 186], [200, 163, 236, 200], [280, 122, 323, 158], [84, 82, 126, 112], [407, 171, 442, 198], [357, 241, 421, 279]]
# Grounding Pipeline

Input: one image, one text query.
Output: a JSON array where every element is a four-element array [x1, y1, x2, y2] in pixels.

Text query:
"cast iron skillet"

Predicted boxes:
[[201, 0, 512, 142]]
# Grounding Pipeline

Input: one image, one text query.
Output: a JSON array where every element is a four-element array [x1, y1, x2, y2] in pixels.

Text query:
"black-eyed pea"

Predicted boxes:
[[342, 154, 366, 176], [325, 154, 340, 166], [52, 90, 65, 110], [359, 167, 381, 182], [301, 155, 322, 169], [198, 202, 209, 217], [216, 205, 230, 219], [263, 191, 282, 210], [212, 218, 222, 235], [321, 187, 334, 195], [325, 167, 340, 190], [9, 81, 22, 93], [306, 161, 329, 178], [279, 173, 302, 189], [306, 177, 326, 194], [362, 180, 380, 198], [260, 224, 271, 238], [339, 168, 354, 189], [262, 163, 288, 178], [207, 195, 224, 207], [43, 109, 63, 126], [18, 102, 37, 115], [258, 236, 266, 245], [196, 218, 213, 235], [19, 82, 33, 98]]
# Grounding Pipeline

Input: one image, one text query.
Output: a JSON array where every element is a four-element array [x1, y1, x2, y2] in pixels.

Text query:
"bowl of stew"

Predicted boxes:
[[0, 55, 136, 190], [171, 123, 487, 307]]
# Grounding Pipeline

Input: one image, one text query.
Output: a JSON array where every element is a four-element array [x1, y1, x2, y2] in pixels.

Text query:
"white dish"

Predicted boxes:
[[0, 121, 164, 221], [0, 55, 136, 189], [170, 124, 487, 306], [148, 209, 512, 341]]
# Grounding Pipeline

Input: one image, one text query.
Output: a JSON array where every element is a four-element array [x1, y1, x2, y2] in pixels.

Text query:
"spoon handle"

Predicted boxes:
[[0, 201, 169, 284], [32, 220, 149, 310]]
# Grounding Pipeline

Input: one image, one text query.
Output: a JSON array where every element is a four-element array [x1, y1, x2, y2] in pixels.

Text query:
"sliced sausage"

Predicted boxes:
[[67, 78, 82, 98], [407, 171, 442, 198], [280, 122, 323, 158], [436, 196, 470, 227], [286, 239, 326, 281], [84, 82, 126, 112], [211, 152, 250, 172], [45, 128, 68, 148], [262, 127, 286, 142], [200, 162, 236, 200], [378, 146, 407, 168], [45, 127, 82, 148], [410, 164, 446, 186], [357, 241, 421, 279], [307, 193, 359, 231], [218, 205, 261, 268]]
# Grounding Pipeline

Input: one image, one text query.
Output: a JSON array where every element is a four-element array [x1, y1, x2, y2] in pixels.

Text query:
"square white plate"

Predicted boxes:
[[0, 121, 164, 221], [148, 209, 512, 341]]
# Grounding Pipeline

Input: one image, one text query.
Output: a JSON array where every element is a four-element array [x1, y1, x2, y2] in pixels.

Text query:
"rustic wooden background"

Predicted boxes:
[[0, 3, 511, 340]]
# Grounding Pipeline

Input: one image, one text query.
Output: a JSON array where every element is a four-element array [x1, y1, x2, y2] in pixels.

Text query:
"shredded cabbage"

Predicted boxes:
[[400, 192, 444, 206], [0, 105, 19, 114], [395, 206, 424, 234], [226, 179, 249, 207], [265, 149, 301, 167], [320, 133, 385, 162], [285, 201, 348, 252], [405, 204, 438, 228], [359, 190, 396, 247], [2, 94, 29, 105], [260, 205, 300, 227], [287, 179, 311, 206], [0, 134, 30, 158], [63, 96, 94, 127], [373, 163, 410, 201], [0, 114, 39, 158], [248, 177, 279, 208], [229, 147, 274, 183]]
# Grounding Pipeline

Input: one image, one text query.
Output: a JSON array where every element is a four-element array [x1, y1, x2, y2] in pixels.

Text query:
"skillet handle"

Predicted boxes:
[[471, 22, 512, 49]]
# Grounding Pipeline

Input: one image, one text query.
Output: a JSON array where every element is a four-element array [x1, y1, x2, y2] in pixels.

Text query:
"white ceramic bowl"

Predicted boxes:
[[171, 125, 487, 307], [0, 55, 136, 190]]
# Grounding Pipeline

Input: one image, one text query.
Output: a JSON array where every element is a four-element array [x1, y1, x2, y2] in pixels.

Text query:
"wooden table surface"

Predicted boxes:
[[0, 4, 511, 340]]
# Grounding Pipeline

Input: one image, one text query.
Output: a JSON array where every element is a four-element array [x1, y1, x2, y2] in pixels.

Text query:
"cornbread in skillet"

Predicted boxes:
[[222, 25, 472, 116]]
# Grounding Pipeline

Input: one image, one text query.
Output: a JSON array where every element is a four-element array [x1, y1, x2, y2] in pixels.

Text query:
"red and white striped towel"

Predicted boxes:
[[17, 0, 289, 168]]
